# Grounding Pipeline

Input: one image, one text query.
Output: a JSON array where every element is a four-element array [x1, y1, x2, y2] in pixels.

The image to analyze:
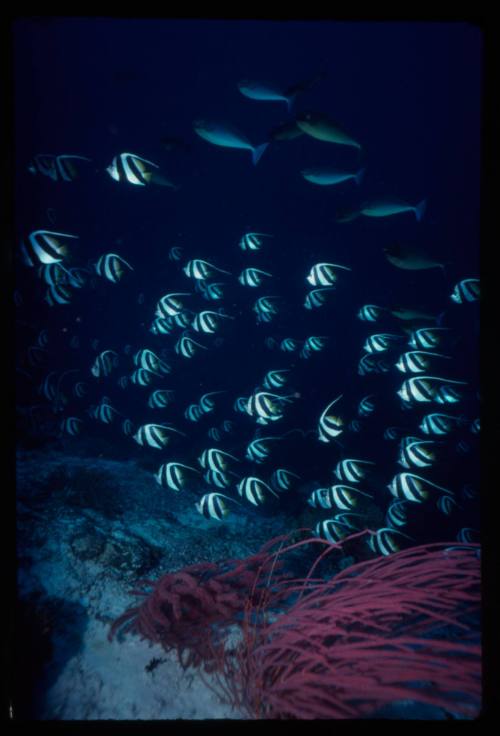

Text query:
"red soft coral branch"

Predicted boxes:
[[109, 531, 481, 719], [219, 533, 481, 719]]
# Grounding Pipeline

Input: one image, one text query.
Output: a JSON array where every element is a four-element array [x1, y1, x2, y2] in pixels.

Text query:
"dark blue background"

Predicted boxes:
[[13, 19, 482, 540]]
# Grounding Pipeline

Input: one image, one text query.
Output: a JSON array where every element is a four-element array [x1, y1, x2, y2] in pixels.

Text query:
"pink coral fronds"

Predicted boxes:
[[108, 535, 292, 670], [221, 534, 481, 719]]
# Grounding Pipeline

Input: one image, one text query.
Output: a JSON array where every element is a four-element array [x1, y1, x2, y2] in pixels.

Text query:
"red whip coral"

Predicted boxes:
[[108, 536, 291, 670], [109, 531, 481, 719], [218, 532, 482, 719]]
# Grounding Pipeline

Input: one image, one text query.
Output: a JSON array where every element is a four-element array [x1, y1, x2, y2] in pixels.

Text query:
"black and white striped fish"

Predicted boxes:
[[358, 353, 390, 375], [198, 448, 239, 473], [357, 304, 384, 322], [408, 327, 450, 350], [307, 487, 334, 509], [155, 462, 199, 491], [91, 350, 118, 378], [304, 288, 335, 310], [334, 459, 375, 483], [304, 336, 327, 352], [106, 152, 159, 186], [208, 427, 222, 441], [237, 476, 278, 506], [95, 253, 133, 283], [385, 500, 409, 528], [185, 404, 203, 422], [245, 436, 282, 463], [387, 472, 451, 502], [383, 427, 405, 441], [367, 528, 411, 556], [21, 229, 78, 267], [134, 348, 170, 375], [262, 369, 290, 390], [239, 232, 273, 251], [327, 484, 373, 510], [39, 372, 57, 401], [279, 338, 300, 352], [73, 382, 88, 399], [434, 385, 464, 404], [398, 438, 436, 469], [457, 527, 480, 544], [313, 518, 352, 544], [53, 154, 91, 181], [358, 395, 376, 416], [168, 246, 183, 262], [172, 310, 194, 328], [27, 153, 58, 180], [450, 278, 480, 304], [246, 391, 294, 422], [175, 334, 208, 358], [398, 376, 466, 404], [90, 400, 120, 424], [150, 317, 174, 335], [363, 333, 402, 354], [156, 292, 192, 318], [198, 281, 225, 301], [318, 394, 344, 442], [233, 396, 248, 413], [130, 368, 155, 386], [133, 424, 185, 449], [183, 259, 231, 280], [199, 391, 225, 413], [419, 413, 465, 435], [148, 389, 175, 409], [45, 282, 72, 306], [238, 268, 272, 287], [270, 468, 300, 492], [253, 295, 280, 322], [306, 262, 351, 287], [192, 310, 234, 333], [203, 468, 236, 488], [195, 493, 239, 521], [122, 419, 134, 436], [395, 350, 451, 373], [437, 494, 458, 515], [60, 416, 83, 435]]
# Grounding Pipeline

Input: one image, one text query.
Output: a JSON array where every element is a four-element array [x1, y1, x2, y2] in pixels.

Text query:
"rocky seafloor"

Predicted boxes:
[[13, 441, 297, 721]]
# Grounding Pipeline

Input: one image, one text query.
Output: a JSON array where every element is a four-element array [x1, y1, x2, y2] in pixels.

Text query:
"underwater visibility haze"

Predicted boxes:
[[12, 18, 482, 720]]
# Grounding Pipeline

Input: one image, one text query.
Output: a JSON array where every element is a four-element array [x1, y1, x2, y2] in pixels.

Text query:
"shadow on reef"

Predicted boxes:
[[9, 593, 87, 720]]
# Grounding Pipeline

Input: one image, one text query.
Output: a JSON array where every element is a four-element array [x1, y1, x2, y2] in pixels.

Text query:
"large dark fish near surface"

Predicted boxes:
[[295, 112, 362, 151], [384, 244, 445, 271], [269, 120, 304, 142], [160, 136, 191, 153], [389, 306, 437, 321]]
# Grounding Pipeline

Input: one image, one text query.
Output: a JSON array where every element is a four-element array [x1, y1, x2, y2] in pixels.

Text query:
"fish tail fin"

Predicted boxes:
[[252, 142, 269, 166], [415, 198, 427, 222], [355, 167, 366, 186]]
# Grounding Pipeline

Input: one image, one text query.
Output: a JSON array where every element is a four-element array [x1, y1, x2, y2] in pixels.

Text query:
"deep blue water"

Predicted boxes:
[[12, 17, 482, 719]]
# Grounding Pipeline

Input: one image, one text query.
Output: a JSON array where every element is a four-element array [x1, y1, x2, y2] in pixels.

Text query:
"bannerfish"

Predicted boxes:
[[384, 243, 444, 270], [193, 120, 269, 166], [295, 112, 362, 151]]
